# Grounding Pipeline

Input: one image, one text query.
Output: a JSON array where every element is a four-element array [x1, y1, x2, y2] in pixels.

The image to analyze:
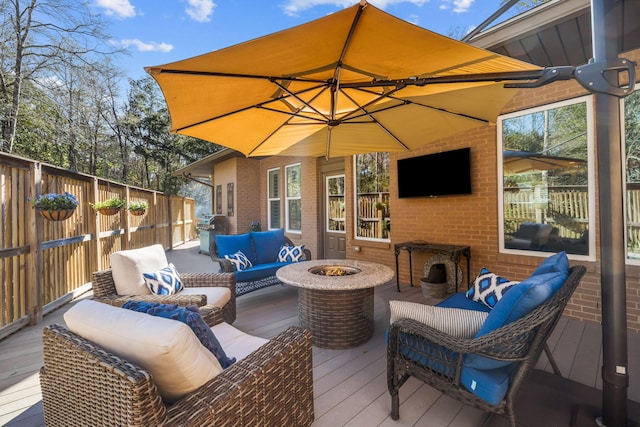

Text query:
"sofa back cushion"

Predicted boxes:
[[250, 229, 286, 265], [215, 233, 256, 265], [64, 299, 222, 404], [110, 244, 168, 295]]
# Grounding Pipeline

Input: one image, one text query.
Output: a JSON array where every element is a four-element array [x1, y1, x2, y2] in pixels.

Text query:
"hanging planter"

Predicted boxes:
[[30, 192, 79, 222], [39, 209, 76, 221], [91, 197, 126, 216], [128, 201, 148, 216]]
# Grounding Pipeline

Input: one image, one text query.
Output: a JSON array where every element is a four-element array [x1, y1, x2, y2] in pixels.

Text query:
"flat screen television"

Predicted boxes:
[[397, 148, 472, 198]]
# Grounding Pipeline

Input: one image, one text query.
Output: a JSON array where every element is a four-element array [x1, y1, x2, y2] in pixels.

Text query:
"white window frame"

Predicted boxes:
[[267, 167, 281, 230], [285, 163, 302, 233], [353, 153, 390, 243], [497, 95, 596, 261], [623, 83, 640, 265]]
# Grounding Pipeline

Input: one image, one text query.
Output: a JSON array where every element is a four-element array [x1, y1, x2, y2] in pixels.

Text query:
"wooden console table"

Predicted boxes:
[[394, 241, 471, 292]]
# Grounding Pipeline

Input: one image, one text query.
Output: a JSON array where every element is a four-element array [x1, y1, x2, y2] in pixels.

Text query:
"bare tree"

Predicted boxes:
[[0, 0, 116, 153]]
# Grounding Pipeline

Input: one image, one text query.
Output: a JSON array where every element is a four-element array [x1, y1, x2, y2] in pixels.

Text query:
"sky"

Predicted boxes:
[[91, 0, 511, 81]]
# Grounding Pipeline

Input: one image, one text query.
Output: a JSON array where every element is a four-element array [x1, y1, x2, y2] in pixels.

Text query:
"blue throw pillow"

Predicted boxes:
[[143, 263, 183, 295], [466, 268, 519, 309], [251, 229, 286, 265], [464, 270, 567, 371], [215, 233, 255, 264], [224, 251, 253, 271], [122, 301, 236, 369], [531, 251, 569, 276], [278, 245, 305, 262]]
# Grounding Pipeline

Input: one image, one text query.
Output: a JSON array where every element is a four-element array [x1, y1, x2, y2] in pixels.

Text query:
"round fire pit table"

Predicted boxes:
[[276, 259, 394, 349]]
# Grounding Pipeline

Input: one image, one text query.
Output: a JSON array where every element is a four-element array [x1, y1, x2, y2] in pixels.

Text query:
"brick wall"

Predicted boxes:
[[345, 48, 640, 332]]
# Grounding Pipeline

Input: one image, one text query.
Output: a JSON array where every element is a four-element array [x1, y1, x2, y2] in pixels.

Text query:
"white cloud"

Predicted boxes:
[[282, 0, 427, 17], [439, 0, 475, 13], [96, 0, 136, 18], [119, 39, 174, 53], [185, 0, 216, 22]]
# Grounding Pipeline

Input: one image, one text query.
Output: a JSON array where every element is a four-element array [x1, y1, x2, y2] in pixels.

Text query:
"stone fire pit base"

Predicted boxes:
[[298, 287, 374, 349]]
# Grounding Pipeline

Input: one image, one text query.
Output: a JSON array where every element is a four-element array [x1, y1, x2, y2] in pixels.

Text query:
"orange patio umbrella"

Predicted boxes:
[[146, 1, 547, 158]]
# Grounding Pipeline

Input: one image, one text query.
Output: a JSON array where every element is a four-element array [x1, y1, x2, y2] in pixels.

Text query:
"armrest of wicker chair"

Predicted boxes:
[[40, 324, 314, 427], [91, 269, 236, 324], [387, 265, 586, 427]]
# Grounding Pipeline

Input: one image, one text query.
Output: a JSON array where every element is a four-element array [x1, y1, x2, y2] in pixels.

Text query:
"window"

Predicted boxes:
[[326, 174, 345, 232], [215, 185, 222, 214], [285, 163, 301, 232], [354, 152, 390, 241], [226, 183, 234, 217], [267, 168, 281, 229], [498, 96, 594, 258], [625, 85, 640, 262]]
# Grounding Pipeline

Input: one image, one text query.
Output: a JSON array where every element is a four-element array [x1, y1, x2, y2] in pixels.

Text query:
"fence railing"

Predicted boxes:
[[0, 152, 196, 339]]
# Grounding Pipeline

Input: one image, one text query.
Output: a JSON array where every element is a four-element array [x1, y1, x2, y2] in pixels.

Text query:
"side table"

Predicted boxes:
[[394, 241, 471, 292]]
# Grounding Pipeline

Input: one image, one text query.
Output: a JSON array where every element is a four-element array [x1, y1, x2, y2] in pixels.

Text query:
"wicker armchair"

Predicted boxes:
[[40, 311, 314, 426], [387, 265, 586, 427], [92, 269, 236, 324]]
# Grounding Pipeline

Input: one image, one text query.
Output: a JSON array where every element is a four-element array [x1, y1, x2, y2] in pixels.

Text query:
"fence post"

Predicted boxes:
[[125, 186, 132, 249], [27, 162, 43, 325], [168, 195, 174, 249], [90, 177, 102, 273]]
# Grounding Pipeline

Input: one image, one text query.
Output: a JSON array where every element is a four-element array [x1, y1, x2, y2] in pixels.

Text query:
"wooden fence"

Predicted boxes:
[[0, 152, 196, 339]]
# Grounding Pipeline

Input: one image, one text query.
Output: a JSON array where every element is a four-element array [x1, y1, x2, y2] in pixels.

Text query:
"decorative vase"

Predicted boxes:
[[129, 209, 146, 216], [97, 207, 121, 216], [39, 209, 75, 221]]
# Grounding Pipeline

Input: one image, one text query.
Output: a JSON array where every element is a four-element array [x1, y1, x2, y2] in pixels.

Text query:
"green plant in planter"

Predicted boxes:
[[250, 220, 262, 232], [128, 201, 148, 212], [374, 201, 387, 211], [90, 196, 126, 211], [30, 192, 79, 211]]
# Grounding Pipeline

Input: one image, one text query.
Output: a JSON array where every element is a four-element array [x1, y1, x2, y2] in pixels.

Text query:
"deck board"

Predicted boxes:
[[1, 241, 639, 426]]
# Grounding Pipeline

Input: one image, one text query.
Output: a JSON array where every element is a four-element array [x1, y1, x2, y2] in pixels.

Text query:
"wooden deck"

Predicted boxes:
[[1, 241, 639, 426]]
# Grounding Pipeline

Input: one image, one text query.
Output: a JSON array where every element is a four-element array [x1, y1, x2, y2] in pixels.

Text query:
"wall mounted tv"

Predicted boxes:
[[397, 148, 472, 198]]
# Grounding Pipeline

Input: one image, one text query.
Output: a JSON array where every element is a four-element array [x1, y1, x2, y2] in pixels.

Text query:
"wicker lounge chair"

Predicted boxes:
[[40, 306, 314, 427], [92, 269, 237, 324], [387, 265, 586, 427]]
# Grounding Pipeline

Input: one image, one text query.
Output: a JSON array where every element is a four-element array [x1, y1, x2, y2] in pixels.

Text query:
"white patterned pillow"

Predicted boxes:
[[224, 251, 252, 271], [389, 300, 488, 339], [277, 245, 305, 262], [466, 268, 519, 309], [143, 263, 183, 295]]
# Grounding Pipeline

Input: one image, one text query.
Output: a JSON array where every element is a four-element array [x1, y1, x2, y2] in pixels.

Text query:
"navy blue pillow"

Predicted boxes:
[[122, 301, 235, 368]]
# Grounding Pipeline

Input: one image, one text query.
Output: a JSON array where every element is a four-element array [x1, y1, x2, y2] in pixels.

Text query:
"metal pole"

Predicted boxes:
[[591, 0, 629, 425]]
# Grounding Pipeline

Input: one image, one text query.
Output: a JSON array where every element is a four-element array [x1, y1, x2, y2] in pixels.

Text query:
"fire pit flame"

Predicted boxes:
[[309, 265, 361, 276]]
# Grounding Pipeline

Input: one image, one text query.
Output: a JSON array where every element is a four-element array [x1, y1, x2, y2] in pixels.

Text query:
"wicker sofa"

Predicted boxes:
[[388, 258, 586, 427], [210, 228, 311, 296], [40, 301, 314, 427]]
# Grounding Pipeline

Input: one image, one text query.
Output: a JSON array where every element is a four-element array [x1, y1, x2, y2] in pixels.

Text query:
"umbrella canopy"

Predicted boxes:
[[503, 150, 587, 175], [146, 1, 542, 158]]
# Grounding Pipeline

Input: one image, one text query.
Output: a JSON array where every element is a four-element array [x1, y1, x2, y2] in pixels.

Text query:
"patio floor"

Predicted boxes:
[[1, 240, 640, 426]]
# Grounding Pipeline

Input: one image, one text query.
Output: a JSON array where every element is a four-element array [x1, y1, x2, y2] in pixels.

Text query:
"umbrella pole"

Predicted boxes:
[[591, 0, 629, 425]]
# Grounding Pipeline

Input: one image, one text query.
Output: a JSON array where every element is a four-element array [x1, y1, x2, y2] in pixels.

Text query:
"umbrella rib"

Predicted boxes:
[[271, 80, 331, 121], [174, 82, 328, 132]]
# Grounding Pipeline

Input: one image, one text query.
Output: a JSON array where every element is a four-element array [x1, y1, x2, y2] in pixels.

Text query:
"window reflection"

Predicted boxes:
[[501, 100, 590, 255]]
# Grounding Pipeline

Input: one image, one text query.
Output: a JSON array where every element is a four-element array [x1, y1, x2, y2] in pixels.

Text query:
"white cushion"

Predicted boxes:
[[212, 322, 268, 361], [64, 300, 222, 403], [389, 300, 489, 339], [110, 244, 168, 295], [180, 287, 231, 308]]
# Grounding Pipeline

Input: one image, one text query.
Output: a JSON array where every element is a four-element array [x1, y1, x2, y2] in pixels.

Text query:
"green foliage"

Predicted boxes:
[[91, 197, 126, 210], [128, 201, 148, 211], [30, 192, 79, 210]]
